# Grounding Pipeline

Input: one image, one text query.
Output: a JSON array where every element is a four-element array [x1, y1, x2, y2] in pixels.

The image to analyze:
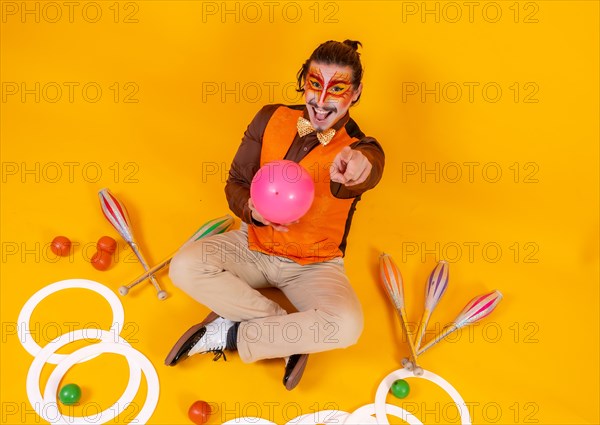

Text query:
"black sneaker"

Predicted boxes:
[[283, 354, 309, 390]]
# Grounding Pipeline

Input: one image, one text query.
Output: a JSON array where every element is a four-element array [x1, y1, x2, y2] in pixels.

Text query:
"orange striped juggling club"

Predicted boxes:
[[379, 253, 421, 373]]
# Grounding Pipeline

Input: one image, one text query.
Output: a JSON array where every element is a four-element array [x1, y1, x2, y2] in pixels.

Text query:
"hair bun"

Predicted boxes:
[[343, 39, 362, 51]]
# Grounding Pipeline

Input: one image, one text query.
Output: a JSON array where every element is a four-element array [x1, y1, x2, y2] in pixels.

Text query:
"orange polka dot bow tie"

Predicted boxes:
[[297, 117, 336, 146]]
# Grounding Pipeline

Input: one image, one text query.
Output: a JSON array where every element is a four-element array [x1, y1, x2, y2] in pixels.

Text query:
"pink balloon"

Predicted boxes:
[[250, 160, 315, 224]]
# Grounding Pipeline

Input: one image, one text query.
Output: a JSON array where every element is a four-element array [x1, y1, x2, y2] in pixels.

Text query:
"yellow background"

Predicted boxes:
[[1, 1, 598, 424]]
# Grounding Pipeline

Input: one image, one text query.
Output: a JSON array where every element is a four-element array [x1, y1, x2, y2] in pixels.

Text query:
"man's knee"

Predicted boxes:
[[168, 247, 195, 289], [321, 305, 364, 348], [168, 243, 221, 289]]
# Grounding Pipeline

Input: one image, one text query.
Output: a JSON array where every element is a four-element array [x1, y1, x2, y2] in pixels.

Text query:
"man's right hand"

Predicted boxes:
[[248, 198, 299, 232]]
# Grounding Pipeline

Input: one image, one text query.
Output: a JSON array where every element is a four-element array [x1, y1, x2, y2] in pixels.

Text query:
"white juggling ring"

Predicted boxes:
[[17, 279, 125, 364]]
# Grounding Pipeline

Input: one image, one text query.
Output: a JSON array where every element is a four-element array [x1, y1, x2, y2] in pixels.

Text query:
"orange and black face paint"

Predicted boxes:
[[305, 66, 354, 104]]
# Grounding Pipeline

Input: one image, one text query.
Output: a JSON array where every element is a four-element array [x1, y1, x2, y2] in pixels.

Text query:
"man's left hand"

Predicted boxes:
[[330, 146, 372, 186]]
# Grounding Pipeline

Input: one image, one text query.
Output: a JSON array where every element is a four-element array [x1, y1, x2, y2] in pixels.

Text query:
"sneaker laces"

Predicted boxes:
[[210, 349, 227, 362]]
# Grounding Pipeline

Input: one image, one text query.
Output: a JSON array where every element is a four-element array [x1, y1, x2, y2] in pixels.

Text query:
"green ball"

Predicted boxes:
[[390, 379, 410, 399], [58, 383, 82, 405]]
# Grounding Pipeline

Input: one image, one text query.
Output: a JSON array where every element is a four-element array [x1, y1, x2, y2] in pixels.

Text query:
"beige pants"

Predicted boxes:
[[168, 222, 363, 363]]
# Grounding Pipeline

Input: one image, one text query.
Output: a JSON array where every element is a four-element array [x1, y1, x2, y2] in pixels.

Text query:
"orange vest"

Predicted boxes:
[[247, 106, 358, 265]]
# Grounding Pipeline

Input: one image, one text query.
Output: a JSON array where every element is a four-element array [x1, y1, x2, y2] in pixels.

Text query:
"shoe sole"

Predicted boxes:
[[164, 311, 220, 366], [285, 354, 309, 391]]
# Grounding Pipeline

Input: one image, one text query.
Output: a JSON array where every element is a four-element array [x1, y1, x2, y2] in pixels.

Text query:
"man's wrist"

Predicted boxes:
[[251, 217, 267, 227], [244, 201, 266, 226]]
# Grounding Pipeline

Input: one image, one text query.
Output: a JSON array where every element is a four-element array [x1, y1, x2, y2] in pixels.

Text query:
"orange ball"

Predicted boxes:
[[97, 236, 117, 254], [91, 250, 112, 271], [188, 400, 211, 425], [50, 236, 72, 257]]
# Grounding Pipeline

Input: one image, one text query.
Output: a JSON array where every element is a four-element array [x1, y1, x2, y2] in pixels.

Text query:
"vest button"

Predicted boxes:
[[303, 147, 308, 151]]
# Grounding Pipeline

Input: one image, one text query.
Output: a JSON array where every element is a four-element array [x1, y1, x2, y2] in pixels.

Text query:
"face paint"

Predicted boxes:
[[304, 62, 362, 132]]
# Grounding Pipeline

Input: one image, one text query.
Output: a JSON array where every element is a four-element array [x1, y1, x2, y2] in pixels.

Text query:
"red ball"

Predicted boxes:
[[97, 236, 117, 254], [91, 250, 112, 271], [50, 236, 72, 257], [188, 400, 211, 425]]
